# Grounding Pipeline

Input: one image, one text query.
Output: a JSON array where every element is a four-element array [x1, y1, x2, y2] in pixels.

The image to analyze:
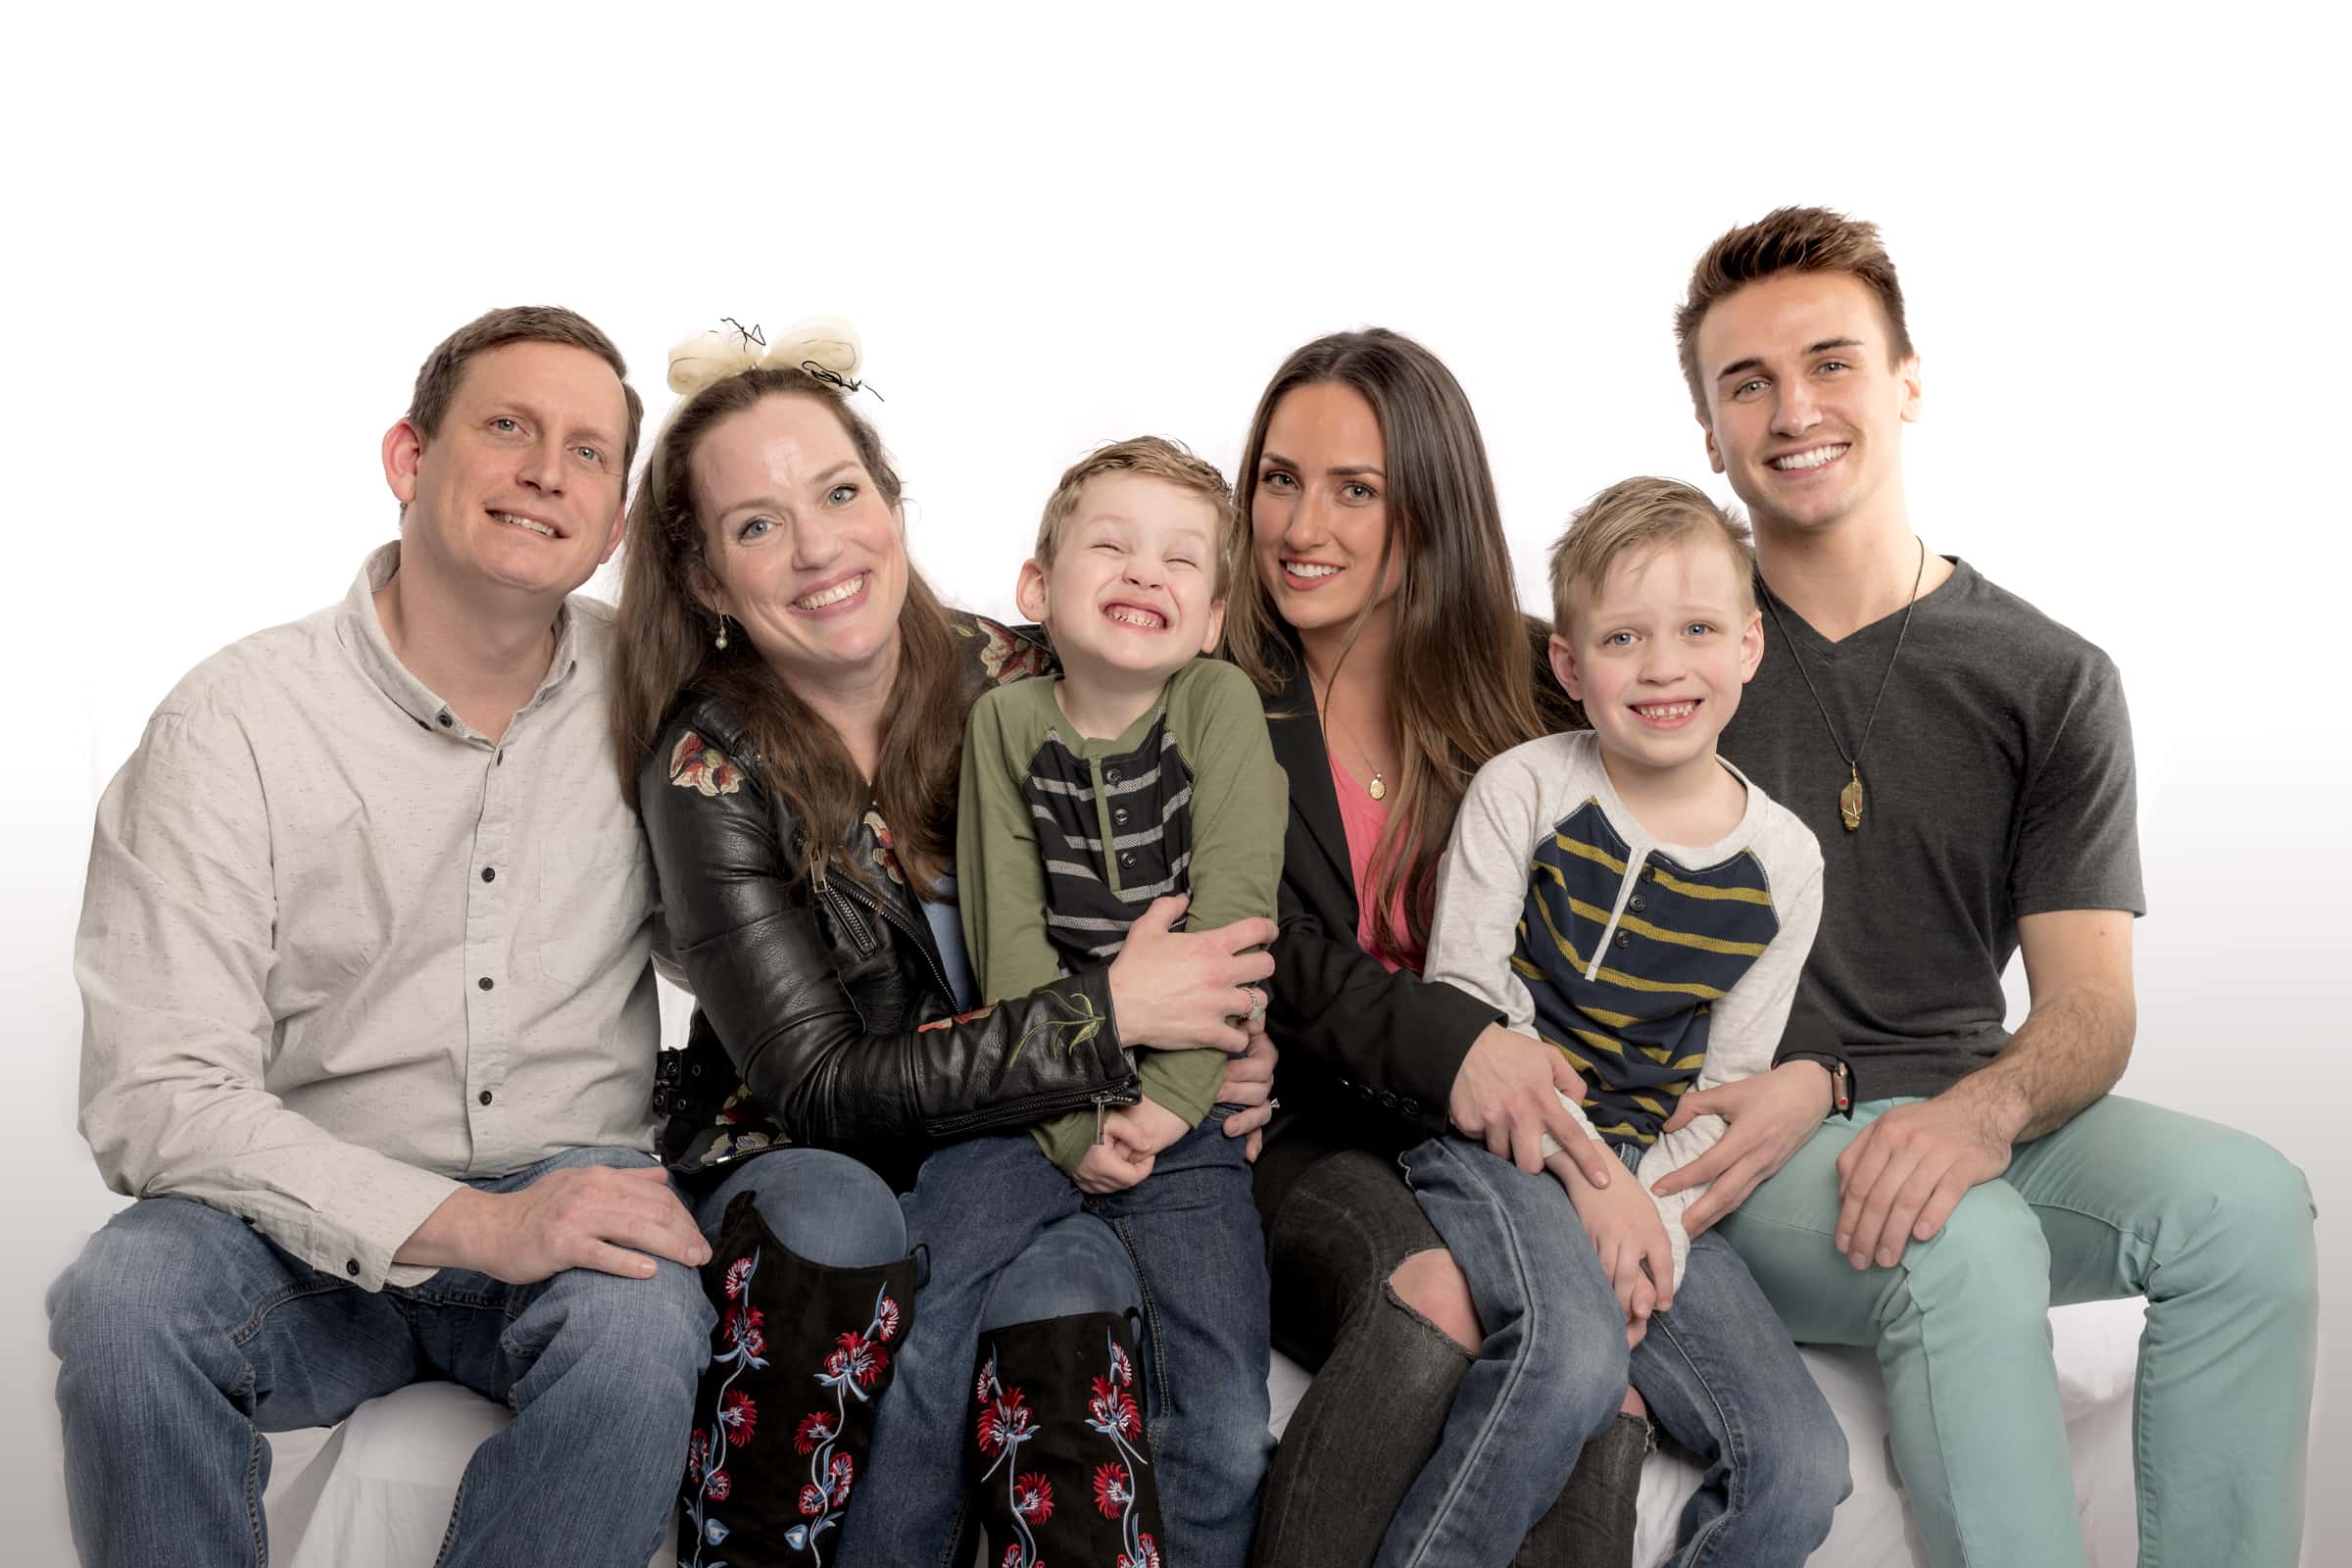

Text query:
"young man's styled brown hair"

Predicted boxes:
[[1548, 477, 1755, 634], [1034, 436, 1239, 594], [408, 306, 648, 475], [1673, 208, 1914, 417]]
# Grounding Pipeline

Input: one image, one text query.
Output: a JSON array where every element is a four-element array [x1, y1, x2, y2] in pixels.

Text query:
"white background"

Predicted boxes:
[[5, 3, 2343, 1559]]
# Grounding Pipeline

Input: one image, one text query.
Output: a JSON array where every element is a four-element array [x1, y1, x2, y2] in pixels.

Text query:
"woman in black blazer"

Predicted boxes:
[[1225, 329, 1645, 1568]]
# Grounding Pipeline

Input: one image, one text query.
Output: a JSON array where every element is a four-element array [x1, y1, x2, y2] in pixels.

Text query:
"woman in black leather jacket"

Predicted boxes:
[[611, 324, 1278, 1566]]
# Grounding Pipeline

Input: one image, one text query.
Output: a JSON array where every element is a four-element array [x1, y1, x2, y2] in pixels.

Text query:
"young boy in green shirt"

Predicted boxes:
[[945, 436, 1285, 1565]]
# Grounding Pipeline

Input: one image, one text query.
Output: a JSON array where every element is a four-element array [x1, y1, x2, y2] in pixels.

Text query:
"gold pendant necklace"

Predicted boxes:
[[1759, 540, 1928, 833], [1310, 669, 1390, 801]]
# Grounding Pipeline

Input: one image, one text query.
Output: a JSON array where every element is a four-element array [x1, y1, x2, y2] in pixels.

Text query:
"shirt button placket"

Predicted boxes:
[[466, 737, 513, 1170]]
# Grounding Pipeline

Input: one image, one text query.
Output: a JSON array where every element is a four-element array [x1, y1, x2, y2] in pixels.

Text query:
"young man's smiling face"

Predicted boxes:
[[385, 339, 631, 602], [1018, 470, 1226, 689], [1693, 270, 1922, 541]]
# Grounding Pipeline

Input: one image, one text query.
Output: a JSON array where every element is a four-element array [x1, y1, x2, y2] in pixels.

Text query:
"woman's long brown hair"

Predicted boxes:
[[1224, 329, 1546, 963], [611, 368, 964, 889]]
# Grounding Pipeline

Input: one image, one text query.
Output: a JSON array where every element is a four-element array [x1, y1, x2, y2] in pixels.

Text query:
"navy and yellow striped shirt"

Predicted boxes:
[[1424, 731, 1823, 1285]]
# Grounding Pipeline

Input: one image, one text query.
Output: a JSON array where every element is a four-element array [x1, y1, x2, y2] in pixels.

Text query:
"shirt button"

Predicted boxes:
[[437, 711, 454, 728], [1120, 852, 1136, 869], [1113, 808, 1130, 825], [477, 1090, 493, 1106], [1615, 933, 1632, 950], [478, 976, 494, 991], [1105, 767, 1121, 783], [1643, 865, 1657, 882], [480, 866, 496, 883], [1628, 894, 1645, 913], [345, 1259, 361, 1276]]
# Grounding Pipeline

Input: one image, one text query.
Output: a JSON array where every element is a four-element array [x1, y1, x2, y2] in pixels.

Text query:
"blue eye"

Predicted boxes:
[[827, 483, 858, 505], [1603, 631, 1635, 648], [575, 445, 603, 464], [738, 516, 771, 540], [492, 416, 522, 433], [1685, 621, 1714, 637]]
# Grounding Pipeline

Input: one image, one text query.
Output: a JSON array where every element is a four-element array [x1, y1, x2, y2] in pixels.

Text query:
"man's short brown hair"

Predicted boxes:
[[407, 306, 646, 475], [1673, 207, 1914, 418], [1035, 436, 1238, 595], [1548, 477, 1755, 634]]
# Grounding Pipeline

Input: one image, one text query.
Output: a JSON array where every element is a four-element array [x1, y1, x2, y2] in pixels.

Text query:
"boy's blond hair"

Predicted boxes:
[[1548, 477, 1756, 634], [1035, 436, 1238, 595]]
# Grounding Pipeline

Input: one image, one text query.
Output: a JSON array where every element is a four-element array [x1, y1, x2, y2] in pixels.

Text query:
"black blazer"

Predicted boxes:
[[1253, 620, 1581, 1214]]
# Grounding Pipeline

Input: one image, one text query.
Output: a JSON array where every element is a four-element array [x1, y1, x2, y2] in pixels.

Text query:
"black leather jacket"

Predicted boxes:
[[640, 615, 1141, 1184]]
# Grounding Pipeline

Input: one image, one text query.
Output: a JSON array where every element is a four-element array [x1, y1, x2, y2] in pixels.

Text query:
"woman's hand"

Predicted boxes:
[[1215, 1027, 1279, 1162], [1449, 1024, 1616, 1185], [1107, 896, 1277, 1054]]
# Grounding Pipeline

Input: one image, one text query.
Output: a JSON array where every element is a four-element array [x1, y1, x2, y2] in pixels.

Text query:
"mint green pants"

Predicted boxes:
[[1715, 1094, 2316, 1568]]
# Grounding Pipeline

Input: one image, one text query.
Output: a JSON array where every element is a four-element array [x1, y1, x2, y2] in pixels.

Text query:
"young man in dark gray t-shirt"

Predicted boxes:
[[1646, 208, 2316, 1568]]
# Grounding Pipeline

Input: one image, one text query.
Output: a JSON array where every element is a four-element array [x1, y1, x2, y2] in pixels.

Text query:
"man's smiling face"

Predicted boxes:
[[389, 339, 631, 601], [1694, 270, 1922, 539]]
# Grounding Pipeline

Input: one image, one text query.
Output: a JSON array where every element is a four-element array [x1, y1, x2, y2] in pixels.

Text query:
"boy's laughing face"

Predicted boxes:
[[1018, 471, 1226, 691]]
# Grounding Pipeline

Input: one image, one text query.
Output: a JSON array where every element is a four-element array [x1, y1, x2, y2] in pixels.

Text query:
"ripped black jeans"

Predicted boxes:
[[1254, 1148, 1646, 1568]]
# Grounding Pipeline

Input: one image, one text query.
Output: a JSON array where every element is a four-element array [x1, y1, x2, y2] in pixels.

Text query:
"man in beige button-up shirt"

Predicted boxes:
[[50, 308, 720, 1568]]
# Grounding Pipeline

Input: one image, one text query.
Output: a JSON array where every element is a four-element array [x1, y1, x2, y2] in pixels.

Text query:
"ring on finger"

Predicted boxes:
[[1246, 987, 1266, 1023]]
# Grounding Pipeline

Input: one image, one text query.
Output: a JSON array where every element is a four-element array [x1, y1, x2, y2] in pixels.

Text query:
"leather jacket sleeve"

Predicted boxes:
[[640, 712, 1138, 1149]]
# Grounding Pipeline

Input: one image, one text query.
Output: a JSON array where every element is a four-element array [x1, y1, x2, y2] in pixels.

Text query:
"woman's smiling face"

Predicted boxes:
[[1250, 381, 1402, 639], [689, 392, 909, 690]]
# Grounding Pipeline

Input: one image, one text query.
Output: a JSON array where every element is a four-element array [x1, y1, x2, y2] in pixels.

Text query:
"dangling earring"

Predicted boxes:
[[714, 613, 730, 651]]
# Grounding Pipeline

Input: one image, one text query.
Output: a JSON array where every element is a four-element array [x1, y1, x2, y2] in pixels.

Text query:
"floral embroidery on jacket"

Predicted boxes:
[[958, 613, 1054, 686], [858, 808, 906, 886], [670, 731, 745, 797]]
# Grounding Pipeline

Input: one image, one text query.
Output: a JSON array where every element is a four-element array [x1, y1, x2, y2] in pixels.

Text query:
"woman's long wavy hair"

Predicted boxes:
[[1224, 328, 1546, 962], [611, 368, 963, 889]]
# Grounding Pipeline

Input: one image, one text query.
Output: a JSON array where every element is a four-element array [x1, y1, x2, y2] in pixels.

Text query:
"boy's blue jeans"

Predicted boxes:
[[47, 1144, 898, 1568], [840, 1110, 1275, 1568], [1382, 1134, 1849, 1568]]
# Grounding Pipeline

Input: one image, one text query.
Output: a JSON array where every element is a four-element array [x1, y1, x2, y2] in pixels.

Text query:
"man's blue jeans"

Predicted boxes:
[[1382, 1134, 1850, 1568], [47, 1144, 893, 1568], [840, 1110, 1275, 1568]]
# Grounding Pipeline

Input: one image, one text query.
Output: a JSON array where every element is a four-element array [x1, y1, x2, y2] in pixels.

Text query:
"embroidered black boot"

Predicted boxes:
[[967, 1309, 1170, 1568], [676, 1189, 922, 1567]]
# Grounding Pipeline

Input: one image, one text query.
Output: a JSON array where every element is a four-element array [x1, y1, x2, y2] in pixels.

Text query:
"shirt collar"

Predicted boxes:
[[336, 541, 581, 740]]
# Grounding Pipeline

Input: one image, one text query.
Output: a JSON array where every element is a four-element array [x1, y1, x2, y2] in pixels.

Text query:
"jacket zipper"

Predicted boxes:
[[929, 1075, 1140, 1140], [827, 867, 956, 1005], [809, 861, 877, 956]]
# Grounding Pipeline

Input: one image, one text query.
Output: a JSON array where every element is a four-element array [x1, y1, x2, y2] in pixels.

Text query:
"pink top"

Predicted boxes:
[[1328, 750, 1424, 975]]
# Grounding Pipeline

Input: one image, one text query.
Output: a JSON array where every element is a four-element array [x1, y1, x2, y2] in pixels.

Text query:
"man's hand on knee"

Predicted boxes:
[[398, 1164, 712, 1283], [1833, 1096, 2013, 1269], [1653, 1060, 1832, 1235]]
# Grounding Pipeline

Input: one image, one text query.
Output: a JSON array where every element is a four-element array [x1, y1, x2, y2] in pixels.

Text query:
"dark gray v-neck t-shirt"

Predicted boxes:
[[1717, 558, 2143, 1100]]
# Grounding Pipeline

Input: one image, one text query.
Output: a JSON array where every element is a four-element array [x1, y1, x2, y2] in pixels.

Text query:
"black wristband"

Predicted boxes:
[[1783, 1052, 1856, 1119]]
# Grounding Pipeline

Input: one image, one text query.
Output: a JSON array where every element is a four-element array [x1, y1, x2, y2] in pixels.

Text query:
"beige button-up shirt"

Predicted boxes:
[[76, 544, 661, 1288]]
